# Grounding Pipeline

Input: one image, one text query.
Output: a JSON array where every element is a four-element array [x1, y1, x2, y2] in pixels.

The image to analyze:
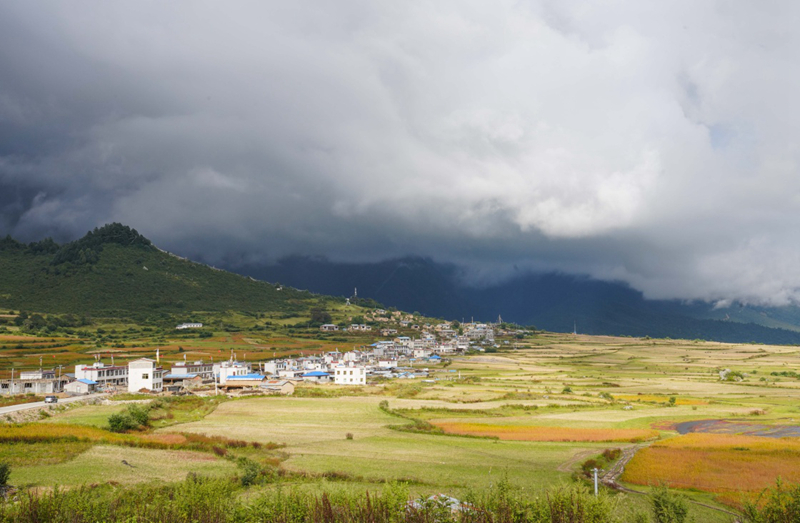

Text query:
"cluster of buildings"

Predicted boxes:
[[0, 320, 501, 398]]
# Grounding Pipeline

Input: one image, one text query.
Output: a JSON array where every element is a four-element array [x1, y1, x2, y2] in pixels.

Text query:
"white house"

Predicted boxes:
[[262, 359, 290, 376], [334, 365, 366, 385], [223, 373, 266, 389], [320, 324, 339, 332], [169, 360, 213, 379], [64, 379, 96, 395], [215, 360, 251, 385], [176, 322, 203, 330], [75, 362, 128, 390], [128, 358, 164, 393]]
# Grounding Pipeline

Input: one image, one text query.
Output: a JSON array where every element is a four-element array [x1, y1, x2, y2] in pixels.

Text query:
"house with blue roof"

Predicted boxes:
[[301, 370, 332, 383], [223, 373, 266, 389], [64, 378, 97, 394]]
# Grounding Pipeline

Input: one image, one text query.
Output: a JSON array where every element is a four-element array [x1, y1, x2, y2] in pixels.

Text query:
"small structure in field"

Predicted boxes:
[[262, 380, 295, 395], [64, 378, 97, 395], [176, 322, 203, 330]]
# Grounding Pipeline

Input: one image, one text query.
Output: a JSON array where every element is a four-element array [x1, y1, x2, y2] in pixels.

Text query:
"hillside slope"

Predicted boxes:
[[235, 255, 800, 345], [0, 224, 332, 316]]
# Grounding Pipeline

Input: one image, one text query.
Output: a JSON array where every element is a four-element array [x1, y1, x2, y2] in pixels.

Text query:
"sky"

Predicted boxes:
[[1, 1, 800, 306]]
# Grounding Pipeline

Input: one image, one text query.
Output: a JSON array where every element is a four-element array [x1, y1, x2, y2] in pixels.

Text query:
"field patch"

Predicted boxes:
[[431, 421, 658, 442], [614, 394, 707, 406], [622, 433, 800, 495], [10, 445, 234, 487], [674, 419, 800, 438], [172, 396, 609, 491]]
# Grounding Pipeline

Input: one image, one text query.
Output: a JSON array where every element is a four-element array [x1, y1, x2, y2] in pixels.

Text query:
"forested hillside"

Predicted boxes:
[[0, 224, 335, 317]]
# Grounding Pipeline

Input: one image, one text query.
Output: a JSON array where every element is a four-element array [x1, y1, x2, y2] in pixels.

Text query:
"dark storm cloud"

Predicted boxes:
[[2, 1, 800, 305]]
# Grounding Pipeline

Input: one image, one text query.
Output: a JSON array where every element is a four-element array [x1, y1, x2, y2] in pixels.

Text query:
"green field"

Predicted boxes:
[[172, 396, 606, 492], [10, 445, 236, 487], [5, 330, 800, 521]]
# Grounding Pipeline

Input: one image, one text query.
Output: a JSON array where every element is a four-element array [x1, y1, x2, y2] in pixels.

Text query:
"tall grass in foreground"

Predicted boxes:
[[0, 476, 642, 523]]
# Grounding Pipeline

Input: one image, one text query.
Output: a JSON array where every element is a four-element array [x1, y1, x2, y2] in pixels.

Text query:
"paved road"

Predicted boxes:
[[0, 393, 108, 415]]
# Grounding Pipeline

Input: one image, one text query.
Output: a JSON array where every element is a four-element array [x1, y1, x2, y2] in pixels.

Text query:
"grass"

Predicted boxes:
[[0, 440, 93, 467], [43, 403, 129, 428], [6, 328, 800, 516], [0, 395, 44, 408], [172, 396, 615, 494], [9, 445, 236, 487]]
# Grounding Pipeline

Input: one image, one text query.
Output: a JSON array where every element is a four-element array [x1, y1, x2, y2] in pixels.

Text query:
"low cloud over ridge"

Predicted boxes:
[[1, 1, 800, 306]]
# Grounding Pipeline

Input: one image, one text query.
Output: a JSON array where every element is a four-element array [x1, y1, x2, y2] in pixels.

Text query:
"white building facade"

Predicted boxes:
[[128, 358, 164, 393], [75, 362, 128, 390], [334, 365, 366, 385]]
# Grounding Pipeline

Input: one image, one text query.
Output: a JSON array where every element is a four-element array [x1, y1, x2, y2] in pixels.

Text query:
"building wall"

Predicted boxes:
[[128, 359, 164, 392], [0, 378, 67, 395], [334, 366, 366, 385]]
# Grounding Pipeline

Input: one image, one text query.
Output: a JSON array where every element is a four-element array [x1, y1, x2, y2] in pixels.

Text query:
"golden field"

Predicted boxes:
[[432, 421, 659, 442], [622, 433, 800, 493]]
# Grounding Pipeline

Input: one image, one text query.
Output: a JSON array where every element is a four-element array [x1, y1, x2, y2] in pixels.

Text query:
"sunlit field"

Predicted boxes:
[[431, 421, 659, 442], [5, 328, 800, 520], [623, 433, 800, 493]]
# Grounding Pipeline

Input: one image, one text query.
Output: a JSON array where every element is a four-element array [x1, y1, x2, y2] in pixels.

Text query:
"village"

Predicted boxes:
[[0, 313, 509, 398]]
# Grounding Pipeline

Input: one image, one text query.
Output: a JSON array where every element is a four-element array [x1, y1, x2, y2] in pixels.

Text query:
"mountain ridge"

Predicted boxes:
[[4, 224, 800, 344], [230, 254, 800, 345]]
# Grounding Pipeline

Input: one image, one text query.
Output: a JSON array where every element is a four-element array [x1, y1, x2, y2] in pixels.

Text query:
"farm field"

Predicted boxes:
[[3, 329, 800, 521], [172, 395, 609, 493], [11, 445, 236, 487]]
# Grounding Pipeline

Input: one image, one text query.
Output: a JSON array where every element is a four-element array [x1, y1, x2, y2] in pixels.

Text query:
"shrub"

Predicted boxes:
[[345, 433, 354, 440], [581, 459, 602, 477], [108, 413, 138, 433], [0, 462, 10, 487], [650, 484, 692, 523], [743, 479, 800, 523], [238, 458, 263, 487], [108, 403, 152, 432]]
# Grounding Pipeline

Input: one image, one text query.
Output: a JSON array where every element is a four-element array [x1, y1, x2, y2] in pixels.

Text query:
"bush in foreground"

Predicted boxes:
[[743, 479, 800, 523], [0, 462, 9, 487]]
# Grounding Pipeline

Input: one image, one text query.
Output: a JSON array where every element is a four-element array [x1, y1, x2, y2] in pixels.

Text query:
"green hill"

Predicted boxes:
[[0, 223, 336, 317]]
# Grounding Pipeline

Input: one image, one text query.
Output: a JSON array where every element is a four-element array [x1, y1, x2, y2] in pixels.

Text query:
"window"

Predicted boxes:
[[24, 382, 32, 388], [142, 373, 149, 380]]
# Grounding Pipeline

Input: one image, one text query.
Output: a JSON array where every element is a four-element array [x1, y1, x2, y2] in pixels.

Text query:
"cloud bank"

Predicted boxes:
[[2, 1, 800, 305]]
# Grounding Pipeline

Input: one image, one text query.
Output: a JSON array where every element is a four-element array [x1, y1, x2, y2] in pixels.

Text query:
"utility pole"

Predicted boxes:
[[11, 368, 14, 395], [593, 468, 599, 496]]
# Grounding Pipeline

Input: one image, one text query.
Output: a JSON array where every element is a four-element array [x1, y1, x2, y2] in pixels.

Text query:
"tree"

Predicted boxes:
[[310, 308, 332, 326]]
